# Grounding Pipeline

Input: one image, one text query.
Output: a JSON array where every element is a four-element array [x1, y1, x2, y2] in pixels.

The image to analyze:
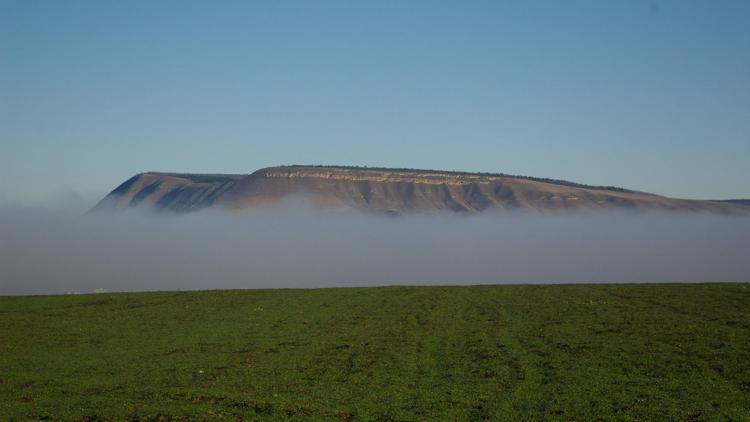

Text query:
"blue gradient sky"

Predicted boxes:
[[2, 0, 749, 202]]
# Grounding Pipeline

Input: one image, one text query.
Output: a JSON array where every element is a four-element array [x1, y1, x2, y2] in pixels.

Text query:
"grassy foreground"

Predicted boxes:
[[1, 284, 749, 421]]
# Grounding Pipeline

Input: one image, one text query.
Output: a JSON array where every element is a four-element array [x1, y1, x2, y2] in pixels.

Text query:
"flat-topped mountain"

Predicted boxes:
[[93, 165, 750, 214]]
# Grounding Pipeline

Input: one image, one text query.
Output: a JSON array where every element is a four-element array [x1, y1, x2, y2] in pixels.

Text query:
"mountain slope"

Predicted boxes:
[[93, 165, 750, 214]]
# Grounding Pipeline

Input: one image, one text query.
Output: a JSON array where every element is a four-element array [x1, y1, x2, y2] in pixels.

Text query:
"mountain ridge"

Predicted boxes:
[[93, 165, 750, 215]]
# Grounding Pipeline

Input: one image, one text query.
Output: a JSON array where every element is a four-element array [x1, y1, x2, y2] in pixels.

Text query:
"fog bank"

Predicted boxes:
[[1, 201, 749, 295]]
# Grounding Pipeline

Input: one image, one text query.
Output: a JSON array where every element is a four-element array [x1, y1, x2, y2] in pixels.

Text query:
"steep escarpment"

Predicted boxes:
[[93, 165, 750, 214], [92, 173, 243, 212]]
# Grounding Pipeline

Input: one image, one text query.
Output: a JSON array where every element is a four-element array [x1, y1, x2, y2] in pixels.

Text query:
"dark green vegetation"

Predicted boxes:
[[1, 284, 749, 421]]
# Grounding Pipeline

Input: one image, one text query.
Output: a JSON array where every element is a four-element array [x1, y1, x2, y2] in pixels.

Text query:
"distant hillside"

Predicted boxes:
[[92, 165, 750, 214], [718, 199, 750, 206]]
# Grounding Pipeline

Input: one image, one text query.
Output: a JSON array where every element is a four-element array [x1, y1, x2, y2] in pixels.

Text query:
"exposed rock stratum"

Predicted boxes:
[[93, 165, 750, 214]]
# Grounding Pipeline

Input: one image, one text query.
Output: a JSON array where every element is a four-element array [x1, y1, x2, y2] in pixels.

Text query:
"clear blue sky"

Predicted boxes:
[[2, 0, 749, 202]]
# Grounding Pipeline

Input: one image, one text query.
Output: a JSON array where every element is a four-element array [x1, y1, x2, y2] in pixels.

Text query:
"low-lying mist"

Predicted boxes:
[[1, 199, 749, 296]]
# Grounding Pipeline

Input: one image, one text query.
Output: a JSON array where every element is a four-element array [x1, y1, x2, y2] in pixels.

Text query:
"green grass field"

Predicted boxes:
[[1, 283, 749, 421]]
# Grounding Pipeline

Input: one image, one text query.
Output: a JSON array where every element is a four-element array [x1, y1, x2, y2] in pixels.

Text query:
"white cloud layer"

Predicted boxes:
[[1, 198, 749, 295]]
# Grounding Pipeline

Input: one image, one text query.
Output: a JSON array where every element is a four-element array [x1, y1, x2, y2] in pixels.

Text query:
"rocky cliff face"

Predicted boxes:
[[93, 165, 750, 214], [93, 173, 243, 212]]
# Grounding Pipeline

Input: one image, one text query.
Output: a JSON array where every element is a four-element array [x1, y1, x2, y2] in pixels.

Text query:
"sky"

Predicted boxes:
[[1, 0, 749, 204]]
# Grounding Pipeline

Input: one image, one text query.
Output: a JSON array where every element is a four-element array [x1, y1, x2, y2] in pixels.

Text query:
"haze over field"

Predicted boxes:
[[2, 196, 748, 296]]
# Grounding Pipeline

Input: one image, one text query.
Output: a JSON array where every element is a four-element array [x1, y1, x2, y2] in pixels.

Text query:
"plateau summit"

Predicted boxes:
[[93, 165, 750, 215]]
